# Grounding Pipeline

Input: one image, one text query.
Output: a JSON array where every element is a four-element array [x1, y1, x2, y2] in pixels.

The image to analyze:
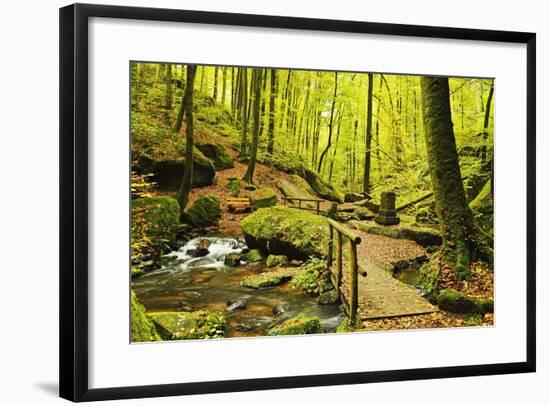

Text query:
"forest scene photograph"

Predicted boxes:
[[130, 62, 494, 342]]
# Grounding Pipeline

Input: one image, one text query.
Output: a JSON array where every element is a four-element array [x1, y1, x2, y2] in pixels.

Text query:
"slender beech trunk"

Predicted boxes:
[[240, 68, 248, 158], [420, 76, 474, 279], [317, 72, 338, 172], [243, 69, 263, 183], [176, 65, 197, 211], [213, 67, 219, 101], [363, 73, 374, 193], [164, 63, 172, 110], [221, 67, 227, 107], [266, 69, 277, 155], [481, 80, 494, 165]]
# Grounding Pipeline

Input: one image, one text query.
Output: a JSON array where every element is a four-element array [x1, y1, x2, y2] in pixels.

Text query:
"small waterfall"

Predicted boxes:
[[165, 237, 247, 271]]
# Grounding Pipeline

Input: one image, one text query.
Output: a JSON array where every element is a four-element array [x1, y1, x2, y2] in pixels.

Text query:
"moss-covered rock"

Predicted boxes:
[[196, 143, 234, 170], [149, 310, 226, 340], [266, 254, 289, 268], [437, 289, 494, 314], [224, 253, 242, 267], [352, 206, 375, 221], [267, 315, 321, 336], [276, 176, 318, 210], [317, 289, 338, 305], [184, 195, 222, 228], [131, 110, 216, 188], [291, 259, 330, 295], [350, 220, 442, 247], [240, 268, 294, 289], [132, 196, 180, 259], [131, 291, 161, 342], [249, 188, 278, 208], [242, 248, 264, 263], [241, 206, 329, 259], [135, 150, 215, 189], [302, 168, 343, 203]]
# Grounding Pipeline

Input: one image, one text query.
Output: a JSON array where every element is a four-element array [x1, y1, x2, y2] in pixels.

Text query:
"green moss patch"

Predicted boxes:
[[241, 206, 329, 259], [131, 291, 161, 342], [350, 220, 442, 247], [266, 255, 289, 268], [149, 310, 226, 340], [240, 268, 294, 289], [242, 249, 264, 263], [184, 195, 222, 228], [291, 259, 331, 295], [249, 188, 278, 209], [132, 196, 180, 259], [267, 315, 321, 336], [196, 142, 234, 170], [437, 289, 494, 314]]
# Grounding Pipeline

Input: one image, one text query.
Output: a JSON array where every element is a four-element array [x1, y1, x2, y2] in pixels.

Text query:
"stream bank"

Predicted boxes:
[[132, 236, 344, 339]]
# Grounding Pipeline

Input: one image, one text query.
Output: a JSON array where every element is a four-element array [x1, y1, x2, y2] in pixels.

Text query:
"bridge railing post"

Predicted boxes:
[[335, 230, 343, 301], [349, 242, 358, 322]]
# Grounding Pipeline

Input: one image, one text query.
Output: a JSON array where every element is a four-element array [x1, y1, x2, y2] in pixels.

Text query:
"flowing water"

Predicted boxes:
[[132, 237, 344, 338]]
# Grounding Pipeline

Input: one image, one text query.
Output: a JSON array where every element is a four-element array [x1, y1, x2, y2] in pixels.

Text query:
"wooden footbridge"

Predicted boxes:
[[326, 218, 437, 322]]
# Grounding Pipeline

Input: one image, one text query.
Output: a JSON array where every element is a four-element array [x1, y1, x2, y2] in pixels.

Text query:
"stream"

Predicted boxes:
[[132, 237, 344, 338]]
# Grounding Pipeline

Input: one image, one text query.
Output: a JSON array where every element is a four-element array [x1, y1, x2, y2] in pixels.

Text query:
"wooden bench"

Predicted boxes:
[[227, 197, 253, 213]]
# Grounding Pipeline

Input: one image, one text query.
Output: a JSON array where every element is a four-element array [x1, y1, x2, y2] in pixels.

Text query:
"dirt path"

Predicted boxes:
[[340, 229, 438, 319]]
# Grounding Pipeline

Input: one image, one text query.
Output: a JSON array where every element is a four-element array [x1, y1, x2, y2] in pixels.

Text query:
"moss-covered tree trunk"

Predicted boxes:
[[176, 65, 197, 211], [363, 73, 374, 193], [243, 69, 263, 184], [420, 76, 473, 279]]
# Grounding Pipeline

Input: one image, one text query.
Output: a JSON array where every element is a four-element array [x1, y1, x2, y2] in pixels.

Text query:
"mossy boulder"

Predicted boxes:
[[132, 196, 180, 258], [301, 168, 343, 203], [131, 291, 160, 342], [241, 206, 329, 259], [196, 143, 234, 170], [291, 259, 330, 295], [184, 195, 222, 228], [224, 253, 242, 267], [437, 289, 494, 314], [249, 188, 278, 208], [131, 111, 215, 188], [350, 220, 442, 247], [267, 315, 321, 336], [317, 289, 339, 305], [149, 310, 226, 340], [240, 268, 294, 289], [241, 248, 264, 263], [266, 254, 289, 268], [276, 176, 318, 210], [135, 149, 215, 189]]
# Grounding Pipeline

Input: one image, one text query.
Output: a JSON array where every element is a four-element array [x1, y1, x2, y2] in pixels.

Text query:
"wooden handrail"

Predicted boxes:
[[326, 219, 363, 323], [281, 196, 324, 202], [327, 218, 361, 244]]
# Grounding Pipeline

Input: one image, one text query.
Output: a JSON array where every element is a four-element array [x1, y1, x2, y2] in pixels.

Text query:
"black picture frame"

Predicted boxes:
[[59, 3, 536, 402]]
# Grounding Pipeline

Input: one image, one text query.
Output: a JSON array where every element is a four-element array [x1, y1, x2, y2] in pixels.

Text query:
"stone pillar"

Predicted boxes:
[[375, 191, 400, 225]]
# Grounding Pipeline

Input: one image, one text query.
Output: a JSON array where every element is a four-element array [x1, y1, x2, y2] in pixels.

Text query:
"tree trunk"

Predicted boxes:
[[240, 68, 248, 158], [420, 76, 474, 279], [317, 72, 338, 172], [481, 80, 494, 165], [221, 67, 227, 106], [176, 65, 197, 211], [363, 73, 374, 193], [266, 69, 277, 155], [213, 67, 219, 101], [164, 63, 172, 110], [243, 69, 263, 184]]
